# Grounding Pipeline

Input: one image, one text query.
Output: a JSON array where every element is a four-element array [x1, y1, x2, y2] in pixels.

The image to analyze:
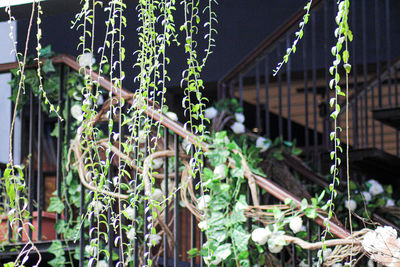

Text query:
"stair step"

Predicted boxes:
[[348, 148, 400, 183], [372, 107, 400, 130]]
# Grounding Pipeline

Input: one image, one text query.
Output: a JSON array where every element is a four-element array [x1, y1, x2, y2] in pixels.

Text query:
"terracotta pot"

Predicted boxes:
[[0, 211, 57, 242]]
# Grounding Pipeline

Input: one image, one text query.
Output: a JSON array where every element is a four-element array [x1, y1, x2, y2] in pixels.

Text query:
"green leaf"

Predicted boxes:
[[47, 196, 65, 213], [43, 59, 56, 74]]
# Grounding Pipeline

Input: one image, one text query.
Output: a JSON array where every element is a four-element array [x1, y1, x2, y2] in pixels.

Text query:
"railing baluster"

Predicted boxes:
[[324, 0, 330, 150], [375, 0, 384, 150], [264, 52, 270, 138], [239, 73, 244, 108], [79, 186, 85, 267], [277, 44, 283, 138], [311, 14, 318, 168], [64, 67, 71, 223], [256, 58, 261, 132], [56, 65, 64, 240], [362, 0, 369, 147], [37, 95, 43, 241], [28, 89, 34, 240], [303, 30, 310, 159], [385, 0, 392, 108], [190, 148, 196, 267], [174, 133, 180, 267], [286, 36, 292, 141], [163, 127, 169, 267], [351, 0, 358, 150]]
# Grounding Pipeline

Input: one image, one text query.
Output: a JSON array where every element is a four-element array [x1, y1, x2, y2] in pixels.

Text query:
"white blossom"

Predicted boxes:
[[151, 158, 164, 170], [386, 199, 395, 207], [151, 188, 164, 203], [127, 228, 135, 240], [235, 113, 245, 123], [369, 182, 384, 196], [268, 243, 283, 253], [85, 245, 98, 256], [204, 255, 222, 266], [198, 220, 208, 230], [91, 200, 104, 214], [197, 195, 211, 211], [97, 94, 104, 105], [231, 122, 245, 134], [289, 216, 303, 234], [138, 130, 147, 144], [150, 234, 162, 246], [204, 107, 218, 119], [256, 137, 271, 152], [166, 111, 178, 121], [362, 226, 400, 264], [182, 138, 192, 154], [251, 227, 271, 245], [361, 191, 372, 203], [78, 53, 96, 68], [331, 264, 343, 267], [213, 164, 226, 180], [96, 260, 108, 267], [71, 104, 83, 121], [124, 207, 135, 220], [344, 199, 357, 211]]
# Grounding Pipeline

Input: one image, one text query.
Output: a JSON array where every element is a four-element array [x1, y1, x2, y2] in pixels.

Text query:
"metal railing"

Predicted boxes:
[[0, 53, 353, 266], [218, 0, 400, 174]]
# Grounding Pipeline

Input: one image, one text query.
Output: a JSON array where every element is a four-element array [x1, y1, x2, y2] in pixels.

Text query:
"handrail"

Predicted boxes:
[[218, 0, 324, 86], [0, 54, 349, 238]]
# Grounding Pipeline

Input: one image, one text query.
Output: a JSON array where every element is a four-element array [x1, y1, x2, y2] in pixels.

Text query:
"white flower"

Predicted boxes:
[[182, 138, 192, 154], [138, 130, 147, 144], [78, 53, 95, 68], [151, 188, 164, 203], [362, 226, 400, 263], [231, 122, 245, 134], [149, 234, 162, 246], [97, 94, 104, 105], [213, 164, 226, 180], [204, 107, 218, 119], [344, 199, 357, 211], [161, 179, 175, 195], [85, 245, 98, 256], [256, 137, 271, 153], [124, 207, 135, 220], [235, 113, 245, 123], [289, 216, 303, 234], [204, 255, 222, 266], [197, 195, 211, 210], [198, 220, 208, 230], [361, 191, 372, 203], [151, 158, 164, 170], [71, 104, 83, 121], [96, 260, 108, 267], [367, 259, 374, 267], [386, 199, 395, 207], [127, 228, 135, 240], [251, 227, 271, 245], [166, 111, 178, 121], [268, 243, 283, 253], [322, 248, 332, 259], [331, 264, 343, 267], [91, 200, 104, 213], [369, 183, 384, 196]]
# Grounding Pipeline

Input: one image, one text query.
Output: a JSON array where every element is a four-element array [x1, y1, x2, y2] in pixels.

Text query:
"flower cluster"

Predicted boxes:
[[362, 226, 400, 266]]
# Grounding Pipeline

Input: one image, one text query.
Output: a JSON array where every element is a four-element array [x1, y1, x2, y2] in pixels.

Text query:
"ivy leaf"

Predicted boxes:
[[214, 243, 232, 260], [43, 59, 56, 74], [47, 196, 65, 213]]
